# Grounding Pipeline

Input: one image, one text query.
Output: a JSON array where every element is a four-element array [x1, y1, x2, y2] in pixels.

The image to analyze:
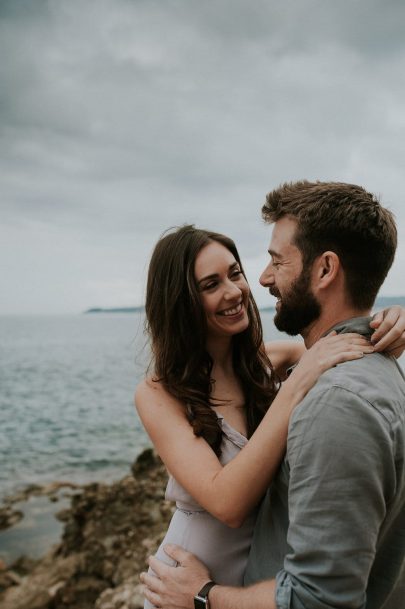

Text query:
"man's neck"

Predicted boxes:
[[302, 307, 371, 348]]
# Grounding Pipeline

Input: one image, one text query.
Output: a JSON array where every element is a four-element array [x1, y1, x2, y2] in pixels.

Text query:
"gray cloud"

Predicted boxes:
[[1, 0, 404, 313]]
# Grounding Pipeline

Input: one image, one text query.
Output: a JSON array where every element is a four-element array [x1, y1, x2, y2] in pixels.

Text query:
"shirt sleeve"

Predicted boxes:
[[275, 384, 396, 609]]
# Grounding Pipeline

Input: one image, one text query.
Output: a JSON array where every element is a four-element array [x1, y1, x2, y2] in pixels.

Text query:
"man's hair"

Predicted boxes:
[[262, 181, 397, 309]]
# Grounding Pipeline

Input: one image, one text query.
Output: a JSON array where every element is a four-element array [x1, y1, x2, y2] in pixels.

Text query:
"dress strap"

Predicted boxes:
[[215, 413, 248, 449]]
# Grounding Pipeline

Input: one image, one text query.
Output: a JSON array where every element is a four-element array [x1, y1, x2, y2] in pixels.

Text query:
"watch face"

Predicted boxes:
[[194, 595, 207, 609]]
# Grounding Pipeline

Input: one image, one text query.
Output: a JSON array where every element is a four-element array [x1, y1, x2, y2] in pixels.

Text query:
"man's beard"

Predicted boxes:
[[272, 269, 321, 336]]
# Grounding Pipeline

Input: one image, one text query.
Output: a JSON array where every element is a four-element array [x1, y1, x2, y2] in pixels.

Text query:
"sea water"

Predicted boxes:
[[1, 310, 403, 501], [0, 313, 152, 501]]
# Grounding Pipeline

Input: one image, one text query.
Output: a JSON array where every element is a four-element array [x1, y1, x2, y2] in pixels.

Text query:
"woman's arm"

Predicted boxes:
[[264, 340, 305, 379], [265, 306, 405, 378], [135, 333, 371, 528]]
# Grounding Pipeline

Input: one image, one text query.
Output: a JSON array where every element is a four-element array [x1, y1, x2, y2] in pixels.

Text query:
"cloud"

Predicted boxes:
[[1, 0, 404, 313]]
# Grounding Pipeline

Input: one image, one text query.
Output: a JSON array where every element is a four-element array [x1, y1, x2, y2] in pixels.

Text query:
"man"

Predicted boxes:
[[142, 181, 405, 609]]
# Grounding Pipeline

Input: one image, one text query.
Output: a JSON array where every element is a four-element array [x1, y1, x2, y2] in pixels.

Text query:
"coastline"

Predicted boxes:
[[0, 482, 82, 565], [0, 449, 171, 609], [82, 295, 405, 315]]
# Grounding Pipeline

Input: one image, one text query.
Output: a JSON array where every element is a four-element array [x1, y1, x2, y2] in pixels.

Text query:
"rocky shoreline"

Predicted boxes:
[[0, 449, 173, 609]]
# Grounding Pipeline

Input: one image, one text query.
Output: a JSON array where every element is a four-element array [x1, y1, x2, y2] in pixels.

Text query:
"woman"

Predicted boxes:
[[135, 225, 404, 603]]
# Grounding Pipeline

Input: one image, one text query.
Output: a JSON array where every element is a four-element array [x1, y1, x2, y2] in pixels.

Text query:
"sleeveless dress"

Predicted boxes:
[[144, 414, 257, 609]]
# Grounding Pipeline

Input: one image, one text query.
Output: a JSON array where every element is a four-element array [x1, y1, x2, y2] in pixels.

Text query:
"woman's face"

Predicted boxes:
[[194, 241, 250, 339]]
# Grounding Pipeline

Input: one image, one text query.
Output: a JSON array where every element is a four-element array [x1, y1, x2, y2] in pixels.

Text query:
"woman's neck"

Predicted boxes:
[[206, 335, 234, 373]]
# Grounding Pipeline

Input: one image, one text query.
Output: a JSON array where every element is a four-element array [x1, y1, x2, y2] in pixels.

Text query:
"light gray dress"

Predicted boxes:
[[144, 414, 257, 609]]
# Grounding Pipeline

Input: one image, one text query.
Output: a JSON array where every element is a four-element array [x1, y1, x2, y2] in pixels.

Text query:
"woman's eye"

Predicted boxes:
[[231, 270, 242, 278], [203, 282, 217, 290]]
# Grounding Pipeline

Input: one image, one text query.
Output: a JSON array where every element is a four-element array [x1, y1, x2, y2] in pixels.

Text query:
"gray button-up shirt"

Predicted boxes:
[[244, 317, 405, 608]]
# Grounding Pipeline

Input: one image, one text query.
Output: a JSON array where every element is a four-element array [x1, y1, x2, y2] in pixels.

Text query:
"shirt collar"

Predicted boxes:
[[286, 316, 374, 378], [324, 316, 373, 338]]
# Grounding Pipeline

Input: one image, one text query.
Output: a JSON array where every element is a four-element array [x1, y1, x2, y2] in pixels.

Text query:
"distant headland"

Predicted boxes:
[[84, 306, 145, 314], [84, 295, 405, 314]]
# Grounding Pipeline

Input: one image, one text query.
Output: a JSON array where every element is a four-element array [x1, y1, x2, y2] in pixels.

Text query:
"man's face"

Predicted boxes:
[[259, 217, 321, 335]]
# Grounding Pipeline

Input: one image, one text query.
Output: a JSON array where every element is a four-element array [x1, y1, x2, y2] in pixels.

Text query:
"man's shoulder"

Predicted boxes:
[[324, 351, 404, 391], [292, 352, 405, 425], [285, 354, 405, 470]]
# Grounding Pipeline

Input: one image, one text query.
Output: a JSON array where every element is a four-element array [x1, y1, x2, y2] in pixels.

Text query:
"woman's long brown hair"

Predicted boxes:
[[145, 225, 279, 456]]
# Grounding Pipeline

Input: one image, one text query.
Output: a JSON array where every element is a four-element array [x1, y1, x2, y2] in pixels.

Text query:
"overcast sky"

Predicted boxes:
[[1, 0, 404, 315]]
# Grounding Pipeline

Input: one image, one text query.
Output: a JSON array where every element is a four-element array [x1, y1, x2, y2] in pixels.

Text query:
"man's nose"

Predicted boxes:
[[259, 263, 274, 287]]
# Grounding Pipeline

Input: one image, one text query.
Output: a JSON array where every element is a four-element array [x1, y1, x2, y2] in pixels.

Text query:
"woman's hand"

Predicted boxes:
[[285, 332, 373, 401], [370, 306, 405, 357]]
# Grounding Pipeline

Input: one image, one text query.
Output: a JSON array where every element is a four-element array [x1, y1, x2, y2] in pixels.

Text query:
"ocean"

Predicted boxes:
[[0, 313, 151, 501], [1, 310, 404, 502]]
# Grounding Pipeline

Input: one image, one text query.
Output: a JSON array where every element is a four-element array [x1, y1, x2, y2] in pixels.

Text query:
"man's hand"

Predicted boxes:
[[140, 545, 212, 609], [370, 305, 405, 357]]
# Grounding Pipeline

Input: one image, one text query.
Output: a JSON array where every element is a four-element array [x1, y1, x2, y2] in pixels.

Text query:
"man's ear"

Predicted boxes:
[[314, 251, 341, 288]]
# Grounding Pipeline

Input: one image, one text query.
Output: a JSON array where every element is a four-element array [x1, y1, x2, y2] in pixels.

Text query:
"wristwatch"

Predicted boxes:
[[194, 581, 217, 609]]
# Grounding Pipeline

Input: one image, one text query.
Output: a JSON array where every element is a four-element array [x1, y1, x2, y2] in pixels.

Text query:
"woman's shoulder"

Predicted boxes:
[[135, 376, 164, 406], [134, 377, 184, 416], [135, 376, 158, 397]]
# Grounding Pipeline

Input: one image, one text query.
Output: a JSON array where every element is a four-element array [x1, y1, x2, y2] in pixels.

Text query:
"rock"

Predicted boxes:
[[0, 505, 23, 530], [47, 579, 65, 597], [95, 578, 144, 609], [0, 553, 81, 609], [0, 449, 171, 609], [0, 571, 19, 593], [0, 557, 38, 594], [55, 508, 71, 522], [11, 556, 38, 576], [50, 574, 109, 609], [4, 570, 22, 585], [131, 447, 158, 477]]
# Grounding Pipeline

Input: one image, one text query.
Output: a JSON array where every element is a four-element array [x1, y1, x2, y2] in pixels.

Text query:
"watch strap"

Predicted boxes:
[[194, 581, 216, 608]]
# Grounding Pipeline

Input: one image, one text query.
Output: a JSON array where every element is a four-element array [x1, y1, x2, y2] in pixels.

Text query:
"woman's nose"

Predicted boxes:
[[224, 280, 242, 299]]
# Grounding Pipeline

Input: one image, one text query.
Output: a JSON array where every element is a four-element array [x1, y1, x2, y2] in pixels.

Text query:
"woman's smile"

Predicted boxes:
[[194, 241, 250, 338], [217, 302, 243, 317]]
